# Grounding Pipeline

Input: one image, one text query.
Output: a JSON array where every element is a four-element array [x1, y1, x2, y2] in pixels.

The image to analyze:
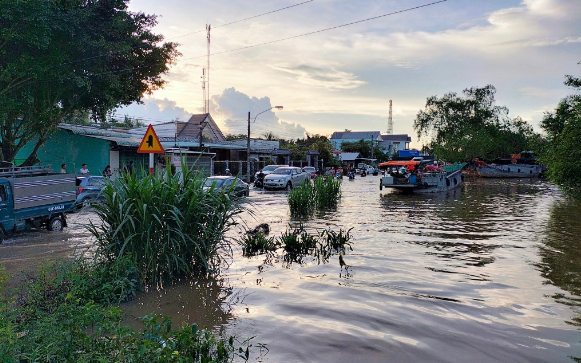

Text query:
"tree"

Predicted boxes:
[[225, 133, 248, 141], [413, 85, 537, 162], [0, 0, 179, 165], [539, 72, 581, 195]]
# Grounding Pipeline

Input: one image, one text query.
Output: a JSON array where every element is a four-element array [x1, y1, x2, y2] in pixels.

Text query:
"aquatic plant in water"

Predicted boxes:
[[288, 176, 341, 217], [88, 160, 244, 287], [239, 232, 279, 257]]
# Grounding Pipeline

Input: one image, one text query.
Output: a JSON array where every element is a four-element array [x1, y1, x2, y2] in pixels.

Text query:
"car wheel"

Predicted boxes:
[[48, 216, 64, 231], [285, 182, 292, 191]]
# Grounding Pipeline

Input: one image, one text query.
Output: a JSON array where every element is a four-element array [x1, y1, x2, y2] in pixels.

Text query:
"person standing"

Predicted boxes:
[[60, 164, 67, 173], [79, 163, 89, 175]]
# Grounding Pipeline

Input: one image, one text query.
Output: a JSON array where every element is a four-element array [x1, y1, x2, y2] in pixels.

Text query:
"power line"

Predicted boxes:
[[56, 0, 448, 81], [54, 0, 315, 68], [170, 0, 315, 40]]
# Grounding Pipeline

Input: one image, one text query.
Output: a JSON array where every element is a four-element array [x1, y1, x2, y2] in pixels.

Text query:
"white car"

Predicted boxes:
[[254, 164, 288, 179], [263, 167, 310, 190]]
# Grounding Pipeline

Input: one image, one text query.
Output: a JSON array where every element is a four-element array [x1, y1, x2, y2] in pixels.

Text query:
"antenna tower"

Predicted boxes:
[[387, 100, 393, 135], [202, 68, 206, 113], [206, 24, 211, 114]]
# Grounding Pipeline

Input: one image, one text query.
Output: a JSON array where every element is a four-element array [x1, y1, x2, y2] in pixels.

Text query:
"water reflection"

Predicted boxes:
[[538, 198, 581, 327], [122, 277, 239, 334]]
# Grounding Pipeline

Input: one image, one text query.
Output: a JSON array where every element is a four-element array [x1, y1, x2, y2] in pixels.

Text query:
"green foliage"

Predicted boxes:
[[414, 85, 538, 162], [0, 261, 248, 363], [539, 73, 581, 196], [288, 180, 316, 217], [279, 134, 339, 167], [288, 176, 342, 217], [225, 133, 248, 141], [0, 0, 179, 165], [88, 163, 243, 287], [239, 232, 279, 257]]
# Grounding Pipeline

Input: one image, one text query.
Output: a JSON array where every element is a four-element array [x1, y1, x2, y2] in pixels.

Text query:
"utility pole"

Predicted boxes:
[[246, 111, 251, 182]]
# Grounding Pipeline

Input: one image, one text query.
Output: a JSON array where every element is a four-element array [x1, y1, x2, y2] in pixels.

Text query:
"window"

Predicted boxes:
[[0, 185, 7, 202], [87, 178, 105, 187]]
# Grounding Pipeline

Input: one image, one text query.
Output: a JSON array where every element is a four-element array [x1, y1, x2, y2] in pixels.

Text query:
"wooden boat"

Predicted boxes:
[[477, 163, 542, 178], [379, 160, 466, 194]]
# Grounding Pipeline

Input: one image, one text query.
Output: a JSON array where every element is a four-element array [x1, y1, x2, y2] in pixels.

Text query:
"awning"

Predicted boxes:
[[378, 160, 420, 167]]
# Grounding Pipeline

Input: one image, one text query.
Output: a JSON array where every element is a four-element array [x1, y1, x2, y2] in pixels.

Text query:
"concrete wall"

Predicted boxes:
[[16, 130, 111, 176]]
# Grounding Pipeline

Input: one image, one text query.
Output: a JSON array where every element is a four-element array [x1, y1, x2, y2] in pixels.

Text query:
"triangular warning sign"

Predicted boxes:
[[137, 125, 165, 154]]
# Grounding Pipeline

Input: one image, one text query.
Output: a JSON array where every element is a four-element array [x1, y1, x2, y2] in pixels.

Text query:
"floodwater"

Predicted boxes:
[[1, 176, 581, 362]]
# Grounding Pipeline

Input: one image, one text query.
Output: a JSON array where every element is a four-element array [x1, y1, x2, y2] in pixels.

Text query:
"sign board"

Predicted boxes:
[[137, 125, 165, 154]]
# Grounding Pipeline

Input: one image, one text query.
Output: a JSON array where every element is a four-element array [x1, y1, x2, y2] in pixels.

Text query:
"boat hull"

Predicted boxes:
[[380, 169, 464, 194], [477, 164, 541, 178]]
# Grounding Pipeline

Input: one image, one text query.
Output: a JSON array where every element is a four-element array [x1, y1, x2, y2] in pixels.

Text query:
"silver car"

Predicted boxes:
[[255, 164, 289, 179], [263, 167, 310, 190]]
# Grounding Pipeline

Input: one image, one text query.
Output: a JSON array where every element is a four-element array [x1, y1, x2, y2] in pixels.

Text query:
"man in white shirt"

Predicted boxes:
[[79, 163, 89, 175]]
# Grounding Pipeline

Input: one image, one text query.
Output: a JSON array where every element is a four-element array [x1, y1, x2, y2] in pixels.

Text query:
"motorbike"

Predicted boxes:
[[348, 171, 355, 180], [336, 172, 343, 179], [254, 175, 265, 188]]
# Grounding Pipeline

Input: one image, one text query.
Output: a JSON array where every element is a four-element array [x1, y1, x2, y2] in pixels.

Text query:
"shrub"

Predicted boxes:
[[88, 162, 243, 287], [313, 175, 342, 209]]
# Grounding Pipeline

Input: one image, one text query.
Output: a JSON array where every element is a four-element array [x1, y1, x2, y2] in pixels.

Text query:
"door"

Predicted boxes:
[[0, 183, 14, 232]]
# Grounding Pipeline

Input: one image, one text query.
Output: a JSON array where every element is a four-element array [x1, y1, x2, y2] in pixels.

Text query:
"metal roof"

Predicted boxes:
[[336, 152, 360, 161], [58, 124, 246, 150], [330, 131, 381, 140], [380, 134, 412, 142]]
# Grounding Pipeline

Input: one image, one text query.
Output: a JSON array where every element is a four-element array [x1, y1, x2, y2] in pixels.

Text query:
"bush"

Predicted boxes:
[[88, 163, 243, 287], [288, 176, 341, 217]]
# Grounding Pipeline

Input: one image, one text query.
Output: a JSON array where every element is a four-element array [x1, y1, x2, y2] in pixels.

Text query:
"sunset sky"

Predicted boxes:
[[117, 0, 581, 147]]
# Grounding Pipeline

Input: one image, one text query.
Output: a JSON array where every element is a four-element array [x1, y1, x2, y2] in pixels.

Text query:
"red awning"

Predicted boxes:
[[378, 160, 420, 167]]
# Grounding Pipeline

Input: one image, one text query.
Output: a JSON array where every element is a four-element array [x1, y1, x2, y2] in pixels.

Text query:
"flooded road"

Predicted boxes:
[[2, 175, 580, 362]]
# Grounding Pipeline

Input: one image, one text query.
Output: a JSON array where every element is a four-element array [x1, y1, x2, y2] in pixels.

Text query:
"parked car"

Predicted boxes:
[[203, 176, 249, 197], [76, 176, 107, 207], [263, 167, 310, 190], [302, 167, 317, 179], [254, 164, 289, 180]]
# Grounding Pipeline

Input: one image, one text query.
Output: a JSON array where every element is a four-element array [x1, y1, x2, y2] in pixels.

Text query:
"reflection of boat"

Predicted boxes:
[[476, 163, 542, 178], [379, 160, 466, 194]]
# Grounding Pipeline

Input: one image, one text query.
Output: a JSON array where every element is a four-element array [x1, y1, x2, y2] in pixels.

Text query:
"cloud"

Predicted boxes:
[[114, 98, 192, 124], [271, 64, 367, 90], [210, 88, 307, 139]]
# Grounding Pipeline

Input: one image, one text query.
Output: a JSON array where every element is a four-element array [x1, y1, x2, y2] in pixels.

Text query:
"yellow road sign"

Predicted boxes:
[[137, 125, 165, 154]]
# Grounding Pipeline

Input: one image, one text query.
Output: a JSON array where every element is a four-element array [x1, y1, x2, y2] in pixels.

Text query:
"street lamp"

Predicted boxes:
[[247, 106, 283, 182]]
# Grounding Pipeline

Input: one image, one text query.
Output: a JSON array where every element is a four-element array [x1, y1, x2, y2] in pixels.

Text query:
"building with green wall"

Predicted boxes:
[[16, 129, 111, 176]]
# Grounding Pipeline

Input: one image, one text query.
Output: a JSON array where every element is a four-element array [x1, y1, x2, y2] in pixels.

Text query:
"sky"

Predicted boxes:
[[116, 0, 581, 148]]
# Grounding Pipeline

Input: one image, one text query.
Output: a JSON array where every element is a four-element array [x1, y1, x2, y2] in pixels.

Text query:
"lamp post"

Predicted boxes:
[[247, 106, 283, 182]]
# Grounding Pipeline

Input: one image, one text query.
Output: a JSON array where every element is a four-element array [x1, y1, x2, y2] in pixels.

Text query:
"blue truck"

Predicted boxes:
[[0, 167, 77, 243]]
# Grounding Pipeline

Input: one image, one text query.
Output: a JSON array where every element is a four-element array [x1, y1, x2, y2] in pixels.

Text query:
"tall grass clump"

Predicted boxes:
[[88, 161, 243, 287], [288, 176, 341, 217], [287, 180, 315, 217], [313, 175, 342, 209]]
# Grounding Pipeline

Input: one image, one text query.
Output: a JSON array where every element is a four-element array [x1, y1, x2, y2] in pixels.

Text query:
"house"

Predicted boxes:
[[378, 134, 411, 155], [228, 138, 281, 162], [330, 131, 382, 151], [15, 113, 246, 178]]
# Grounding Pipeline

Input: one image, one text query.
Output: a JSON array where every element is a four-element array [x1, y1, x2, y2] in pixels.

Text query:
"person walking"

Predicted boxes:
[[79, 163, 89, 175]]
